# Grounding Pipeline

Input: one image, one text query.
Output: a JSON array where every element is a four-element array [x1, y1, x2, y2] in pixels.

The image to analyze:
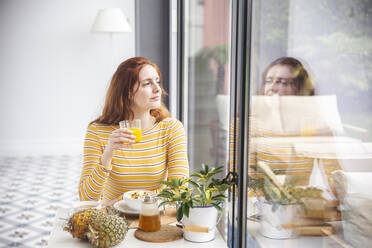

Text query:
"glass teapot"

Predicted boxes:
[[138, 195, 161, 231]]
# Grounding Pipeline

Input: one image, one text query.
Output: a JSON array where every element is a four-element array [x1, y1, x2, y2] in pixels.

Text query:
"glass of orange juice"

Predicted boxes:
[[119, 119, 142, 142]]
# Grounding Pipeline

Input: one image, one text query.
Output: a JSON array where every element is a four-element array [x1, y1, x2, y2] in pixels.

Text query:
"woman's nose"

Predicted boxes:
[[271, 81, 279, 92], [152, 82, 161, 92]]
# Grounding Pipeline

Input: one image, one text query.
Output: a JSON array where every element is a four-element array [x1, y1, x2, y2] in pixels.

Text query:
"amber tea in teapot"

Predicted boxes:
[[138, 195, 160, 231]]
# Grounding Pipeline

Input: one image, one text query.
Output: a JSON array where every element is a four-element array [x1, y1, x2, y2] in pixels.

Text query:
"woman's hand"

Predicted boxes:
[[107, 128, 136, 151], [101, 128, 136, 168]]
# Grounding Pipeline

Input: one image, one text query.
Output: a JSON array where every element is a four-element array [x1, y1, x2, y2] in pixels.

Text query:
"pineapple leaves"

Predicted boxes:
[[260, 177, 325, 205]]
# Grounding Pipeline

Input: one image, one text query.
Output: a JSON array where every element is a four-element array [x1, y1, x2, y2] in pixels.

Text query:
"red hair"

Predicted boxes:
[[92, 57, 170, 124]]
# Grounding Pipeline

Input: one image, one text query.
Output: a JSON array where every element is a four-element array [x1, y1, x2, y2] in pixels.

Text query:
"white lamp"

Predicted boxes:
[[91, 8, 132, 33], [91, 8, 132, 70]]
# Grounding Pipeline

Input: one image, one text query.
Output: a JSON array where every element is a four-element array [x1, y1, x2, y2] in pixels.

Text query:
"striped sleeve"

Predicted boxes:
[[79, 124, 111, 201], [166, 119, 189, 180]]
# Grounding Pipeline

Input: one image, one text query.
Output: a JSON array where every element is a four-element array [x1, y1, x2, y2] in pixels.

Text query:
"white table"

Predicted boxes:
[[247, 220, 352, 248], [48, 208, 227, 248]]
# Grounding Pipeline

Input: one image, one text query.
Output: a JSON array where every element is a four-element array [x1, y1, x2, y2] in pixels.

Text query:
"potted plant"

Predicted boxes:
[[157, 164, 234, 242], [249, 162, 324, 239]]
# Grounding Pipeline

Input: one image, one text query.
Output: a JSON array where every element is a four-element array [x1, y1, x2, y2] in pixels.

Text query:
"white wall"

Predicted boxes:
[[0, 0, 135, 156]]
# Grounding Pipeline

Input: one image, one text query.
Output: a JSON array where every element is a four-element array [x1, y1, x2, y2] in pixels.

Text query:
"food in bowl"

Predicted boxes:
[[123, 190, 154, 211], [126, 190, 152, 199]]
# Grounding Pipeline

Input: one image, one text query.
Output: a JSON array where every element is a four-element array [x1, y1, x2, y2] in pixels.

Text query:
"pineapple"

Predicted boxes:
[[64, 208, 106, 239], [64, 208, 129, 248], [87, 213, 128, 248]]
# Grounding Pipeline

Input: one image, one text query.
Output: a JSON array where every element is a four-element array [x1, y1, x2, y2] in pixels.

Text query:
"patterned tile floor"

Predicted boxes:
[[0, 155, 82, 248]]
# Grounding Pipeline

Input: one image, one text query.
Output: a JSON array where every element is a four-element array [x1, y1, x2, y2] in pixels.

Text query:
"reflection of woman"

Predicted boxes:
[[249, 57, 340, 195], [259, 57, 314, 96], [229, 58, 319, 247], [79, 57, 189, 205]]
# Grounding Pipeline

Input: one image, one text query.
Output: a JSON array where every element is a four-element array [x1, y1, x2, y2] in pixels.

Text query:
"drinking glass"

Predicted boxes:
[[119, 119, 142, 142]]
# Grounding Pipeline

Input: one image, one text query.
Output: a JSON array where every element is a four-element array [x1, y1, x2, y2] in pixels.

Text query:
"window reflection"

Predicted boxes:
[[247, 0, 372, 247]]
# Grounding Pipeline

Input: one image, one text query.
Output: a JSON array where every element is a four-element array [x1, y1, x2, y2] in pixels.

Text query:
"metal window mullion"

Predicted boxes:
[[229, 0, 239, 246], [177, 0, 185, 123], [229, 0, 252, 247]]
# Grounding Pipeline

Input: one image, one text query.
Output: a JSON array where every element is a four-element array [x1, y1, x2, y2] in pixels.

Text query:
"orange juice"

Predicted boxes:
[[128, 127, 142, 142]]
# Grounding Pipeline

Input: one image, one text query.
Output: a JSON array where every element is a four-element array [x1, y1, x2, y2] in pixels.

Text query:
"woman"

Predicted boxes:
[[259, 56, 315, 96], [78, 57, 189, 205]]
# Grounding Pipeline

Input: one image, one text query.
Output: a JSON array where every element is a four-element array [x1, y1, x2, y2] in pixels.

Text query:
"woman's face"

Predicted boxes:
[[264, 64, 298, 96], [131, 65, 162, 112]]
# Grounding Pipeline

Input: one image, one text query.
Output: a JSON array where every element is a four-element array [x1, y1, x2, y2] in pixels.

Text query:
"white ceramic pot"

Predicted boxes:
[[181, 206, 219, 242], [260, 202, 300, 239], [341, 194, 372, 248]]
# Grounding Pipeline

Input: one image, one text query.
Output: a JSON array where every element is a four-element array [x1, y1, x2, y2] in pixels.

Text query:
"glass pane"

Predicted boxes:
[[247, 0, 372, 247], [183, 0, 232, 244]]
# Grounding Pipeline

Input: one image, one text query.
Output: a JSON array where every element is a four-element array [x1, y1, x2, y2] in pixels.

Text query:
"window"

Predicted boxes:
[[181, 0, 232, 243], [247, 1, 372, 247]]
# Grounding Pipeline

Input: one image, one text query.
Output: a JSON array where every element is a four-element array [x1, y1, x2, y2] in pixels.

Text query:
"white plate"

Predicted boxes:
[[113, 200, 140, 215], [73, 201, 100, 210]]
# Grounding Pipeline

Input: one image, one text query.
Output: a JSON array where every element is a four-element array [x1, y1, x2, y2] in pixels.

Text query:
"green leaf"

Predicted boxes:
[[201, 164, 210, 175], [211, 203, 223, 212], [180, 191, 188, 199], [212, 194, 226, 201], [189, 199, 194, 209], [183, 204, 190, 218], [176, 206, 184, 222], [161, 179, 178, 188], [193, 198, 202, 205], [158, 201, 172, 208], [210, 166, 223, 175], [216, 184, 230, 192], [189, 180, 200, 188], [172, 195, 182, 202], [157, 190, 174, 198]]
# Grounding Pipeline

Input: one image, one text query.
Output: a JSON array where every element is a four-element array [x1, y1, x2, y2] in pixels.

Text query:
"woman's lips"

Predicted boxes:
[[151, 96, 160, 101]]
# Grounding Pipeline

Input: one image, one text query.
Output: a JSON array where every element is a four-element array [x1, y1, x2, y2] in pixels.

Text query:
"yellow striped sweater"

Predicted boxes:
[[229, 118, 341, 197], [79, 117, 189, 204]]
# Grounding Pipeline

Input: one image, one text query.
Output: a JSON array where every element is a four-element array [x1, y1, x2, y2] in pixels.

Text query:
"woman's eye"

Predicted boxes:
[[264, 80, 272, 84], [143, 82, 151, 86]]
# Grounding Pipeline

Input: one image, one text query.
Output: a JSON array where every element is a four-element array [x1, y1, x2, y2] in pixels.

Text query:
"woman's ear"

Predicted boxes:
[[128, 88, 135, 100]]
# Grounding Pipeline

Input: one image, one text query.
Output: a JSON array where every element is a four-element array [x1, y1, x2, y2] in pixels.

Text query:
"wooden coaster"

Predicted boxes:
[[134, 225, 183, 242], [296, 224, 335, 236]]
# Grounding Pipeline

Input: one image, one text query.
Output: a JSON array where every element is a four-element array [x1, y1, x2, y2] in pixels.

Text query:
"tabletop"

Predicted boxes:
[[47, 208, 228, 248]]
